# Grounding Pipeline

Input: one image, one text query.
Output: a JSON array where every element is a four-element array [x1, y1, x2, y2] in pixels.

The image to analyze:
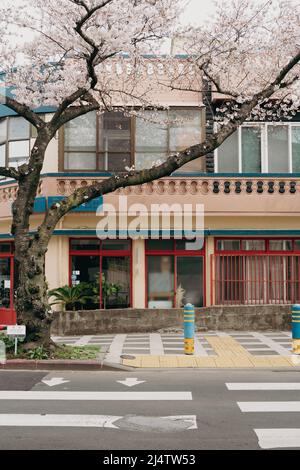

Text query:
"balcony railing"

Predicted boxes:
[[0, 175, 299, 218]]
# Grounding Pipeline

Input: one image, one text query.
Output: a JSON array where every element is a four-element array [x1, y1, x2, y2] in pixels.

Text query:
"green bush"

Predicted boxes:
[[28, 346, 49, 360]]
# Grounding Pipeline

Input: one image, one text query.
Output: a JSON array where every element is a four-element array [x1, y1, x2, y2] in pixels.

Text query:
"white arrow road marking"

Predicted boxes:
[[117, 378, 146, 387], [0, 391, 192, 401], [227, 383, 300, 391], [41, 378, 70, 387], [0, 414, 197, 431], [254, 429, 300, 449], [238, 402, 300, 412]]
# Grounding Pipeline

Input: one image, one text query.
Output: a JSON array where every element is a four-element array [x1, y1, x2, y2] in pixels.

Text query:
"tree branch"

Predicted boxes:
[[37, 48, 300, 244], [4, 97, 45, 129], [0, 166, 19, 180]]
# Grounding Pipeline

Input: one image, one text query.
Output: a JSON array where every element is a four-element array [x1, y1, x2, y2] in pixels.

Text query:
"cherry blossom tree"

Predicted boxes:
[[0, 0, 299, 347]]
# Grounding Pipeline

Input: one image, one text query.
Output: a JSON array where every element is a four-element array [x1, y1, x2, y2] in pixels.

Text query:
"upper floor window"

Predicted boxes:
[[64, 111, 132, 172], [0, 116, 37, 169], [62, 108, 204, 173], [216, 123, 300, 173]]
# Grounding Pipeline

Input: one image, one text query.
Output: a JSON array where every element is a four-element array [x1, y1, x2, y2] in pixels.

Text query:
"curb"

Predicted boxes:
[[0, 359, 129, 371]]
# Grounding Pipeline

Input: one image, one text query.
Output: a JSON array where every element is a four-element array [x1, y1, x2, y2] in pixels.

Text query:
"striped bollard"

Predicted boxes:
[[292, 304, 300, 355], [184, 303, 195, 355]]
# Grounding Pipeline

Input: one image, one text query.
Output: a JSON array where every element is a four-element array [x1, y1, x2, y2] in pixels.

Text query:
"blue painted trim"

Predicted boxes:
[[48, 196, 103, 212], [33, 197, 47, 213], [2, 228, 300, 239]]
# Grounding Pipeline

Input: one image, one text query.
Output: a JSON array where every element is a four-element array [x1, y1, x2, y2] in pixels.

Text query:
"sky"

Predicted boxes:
[[180, 0, 217, 25]]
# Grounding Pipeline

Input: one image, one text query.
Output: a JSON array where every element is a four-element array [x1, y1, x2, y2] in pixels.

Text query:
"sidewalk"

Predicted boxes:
[[52, 331, 300, 369]]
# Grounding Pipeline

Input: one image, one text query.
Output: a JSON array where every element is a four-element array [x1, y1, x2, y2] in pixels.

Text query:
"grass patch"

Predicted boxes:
[[52, 345, 101, 360]]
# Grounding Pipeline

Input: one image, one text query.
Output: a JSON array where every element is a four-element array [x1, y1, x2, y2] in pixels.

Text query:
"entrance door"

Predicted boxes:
[[0, 257, 15, 325], [176, 256, 204, 307]]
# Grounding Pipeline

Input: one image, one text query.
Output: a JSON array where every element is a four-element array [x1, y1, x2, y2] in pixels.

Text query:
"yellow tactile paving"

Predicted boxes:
[[120, 335, 300, 369], [205, 336, 251, 357], [194, 357, 217, 368]]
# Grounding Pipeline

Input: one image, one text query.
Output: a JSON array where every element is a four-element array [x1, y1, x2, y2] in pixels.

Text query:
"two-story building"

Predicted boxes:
[[0, 60, 300, 325]]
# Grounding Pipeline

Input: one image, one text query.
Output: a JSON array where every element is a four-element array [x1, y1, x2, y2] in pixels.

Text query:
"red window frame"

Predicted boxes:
[[69, 238, 133, 308], [0, 241, 16, 325], [145, 239, 206, 308], [212, 237, 300, 305], [215, 237, 300, 254]]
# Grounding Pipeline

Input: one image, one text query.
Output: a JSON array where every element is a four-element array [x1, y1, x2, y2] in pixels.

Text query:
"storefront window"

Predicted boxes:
[[0, 258, 11, 309], [146, 239, 204, 308], [69, 239, 131, 309], [102, 257, 130, 308]]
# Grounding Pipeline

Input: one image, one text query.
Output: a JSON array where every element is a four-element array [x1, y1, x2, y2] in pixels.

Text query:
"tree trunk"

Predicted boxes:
[[14, 237, 52, 347]]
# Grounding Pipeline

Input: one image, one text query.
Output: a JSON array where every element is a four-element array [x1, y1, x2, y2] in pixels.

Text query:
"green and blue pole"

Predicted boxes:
[[292, 304, 300, 354], [184, 303, 195, 355]]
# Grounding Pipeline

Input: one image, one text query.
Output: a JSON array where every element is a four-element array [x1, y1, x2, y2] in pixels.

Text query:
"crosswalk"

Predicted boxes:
[[226, 382, 300, 449]]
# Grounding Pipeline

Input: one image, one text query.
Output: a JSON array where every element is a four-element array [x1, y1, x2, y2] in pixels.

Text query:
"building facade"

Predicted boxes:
[[0, 65, 300, 324]]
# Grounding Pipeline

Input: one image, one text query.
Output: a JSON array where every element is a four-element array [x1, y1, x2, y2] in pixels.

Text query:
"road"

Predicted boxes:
[[0, 368, 300, 450]]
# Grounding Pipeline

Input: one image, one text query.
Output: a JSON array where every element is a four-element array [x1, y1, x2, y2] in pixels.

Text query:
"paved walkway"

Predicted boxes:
[[52, 331, 300, 368]]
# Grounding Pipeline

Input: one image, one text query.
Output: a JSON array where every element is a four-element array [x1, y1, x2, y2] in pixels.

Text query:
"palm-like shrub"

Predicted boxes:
[[48, 284, 94, 311]]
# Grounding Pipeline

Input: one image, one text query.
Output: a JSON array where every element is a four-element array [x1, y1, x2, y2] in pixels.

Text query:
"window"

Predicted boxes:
[[69, 239, 131, 309], [214, 238, 300, 305], [216, 123, 300, 173], [0, 116, 38, 169], [64, 111, 131, 171], [146, 239, 205, 308], [135, 108, 203, 172], [0, 242, 14, 312]]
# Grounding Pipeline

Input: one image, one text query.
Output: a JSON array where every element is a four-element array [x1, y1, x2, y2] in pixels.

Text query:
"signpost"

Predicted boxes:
[[7, 325, 26, 356]]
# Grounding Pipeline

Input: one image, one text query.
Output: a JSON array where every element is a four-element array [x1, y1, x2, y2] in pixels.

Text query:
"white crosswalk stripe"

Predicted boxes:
[[0, 391, 192, 401], [227, 383, 300, 390], [228, 382, 300, 449], [0, 414, 197, 431], [254, 429, 300, 449]]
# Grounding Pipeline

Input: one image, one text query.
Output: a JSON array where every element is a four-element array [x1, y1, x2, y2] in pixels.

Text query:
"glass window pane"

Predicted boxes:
[[294, 240, 300, 251], [146, 240, 174, 251], [71, 255, 99, 309], [64, 152, 96, 170], [268, 125, 289, 172], [292, 126, 300, 172], [0, 244, 11, 253], [242, 127, 261, 172], [0, 144, 5, 166], [169, 109, 202, 151], [135, 111, 168, 152], [106, 153, 131, 172], [175, 238, 204, 251], [99, 112, 131, 171], [217, 131, 239, 172], [0, 258, 11, 309], [102, 257, 130, 309], [0, 118, 6, 143], [217, 240, 240, 251], [64, 112, 96, 152], [269, 240, 292, 251], [102, 240, 131, 251], [8, 117, 30, 140], [241, 240, 265, 251], [135, 152, 168, 171], [176, 256, 203, 307], [9, 140, 29, 159], [70, 239, 100, 251], [147, 255, 174, 308]]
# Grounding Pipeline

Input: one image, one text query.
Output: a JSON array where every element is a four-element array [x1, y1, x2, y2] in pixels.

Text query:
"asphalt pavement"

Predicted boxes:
[[0, 368, 300, 450]]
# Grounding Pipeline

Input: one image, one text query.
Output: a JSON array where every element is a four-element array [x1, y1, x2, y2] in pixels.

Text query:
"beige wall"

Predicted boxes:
[[132, 239, 146, 308]]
